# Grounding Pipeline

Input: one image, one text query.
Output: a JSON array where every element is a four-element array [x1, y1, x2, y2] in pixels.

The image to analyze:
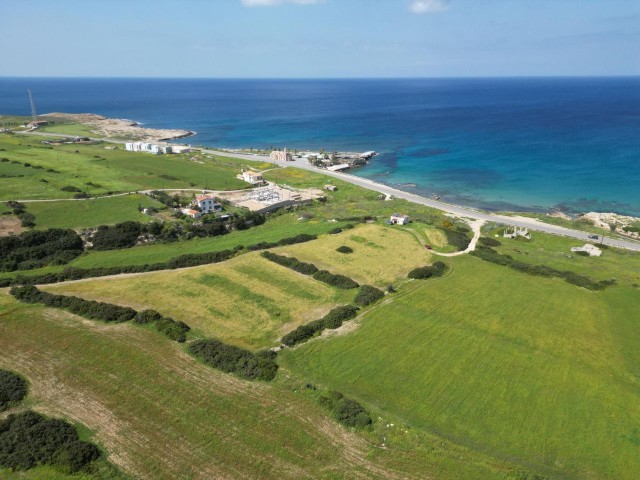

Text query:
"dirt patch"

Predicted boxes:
[[0, 216, 23, 237]]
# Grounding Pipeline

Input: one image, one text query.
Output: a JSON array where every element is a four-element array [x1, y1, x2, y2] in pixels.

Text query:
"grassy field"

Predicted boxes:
[[277, 223, 430, 287], [38, 123, 98, 138], [0, 214, 347, 281], [485, 226, 640, 288], [280, 254, 640, 479], [0, 133, 262, 200], [24, 194, 165, 229], [0, 294, 523, 480], [44, 253, 354, 350]]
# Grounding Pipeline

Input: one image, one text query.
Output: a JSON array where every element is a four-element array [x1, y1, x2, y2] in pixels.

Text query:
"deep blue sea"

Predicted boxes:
[[1, 77, 639, 216]]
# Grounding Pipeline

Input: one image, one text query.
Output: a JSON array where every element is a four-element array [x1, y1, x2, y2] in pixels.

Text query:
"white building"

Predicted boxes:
[[193, 194, 222, 214], [125, 142, 175, 155], [242, 171, 265, 185], [390, 214, 410, 225], [181, 208, 202, 219]]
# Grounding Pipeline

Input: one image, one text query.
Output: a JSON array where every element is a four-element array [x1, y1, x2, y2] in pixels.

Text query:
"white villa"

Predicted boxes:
[[125, 142, 172, 155], [193, 194, 222, 214]]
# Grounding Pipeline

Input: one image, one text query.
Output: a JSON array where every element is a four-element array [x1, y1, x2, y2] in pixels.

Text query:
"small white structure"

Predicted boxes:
[[571, 244, 602, 257], [270, 148, 293, 162], [504, 226, 531, 240], [193, 193, 222, 214], [181, 208, 201, 219], [390, 213, 410, 225], [326, 163, 350, 172], [324, 184, 338, 191], [171, 145, 192, 154], [242, 171, 265, 185]]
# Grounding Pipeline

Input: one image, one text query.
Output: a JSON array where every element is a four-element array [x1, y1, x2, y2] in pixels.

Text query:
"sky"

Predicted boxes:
[[0, 0, 638, 77]]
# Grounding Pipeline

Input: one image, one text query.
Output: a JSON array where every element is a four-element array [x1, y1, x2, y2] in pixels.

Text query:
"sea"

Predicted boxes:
[[1, 77, 639, 216]]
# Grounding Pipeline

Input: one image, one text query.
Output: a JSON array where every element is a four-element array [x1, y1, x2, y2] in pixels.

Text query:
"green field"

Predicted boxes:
[[277, 223, 431, 287], [24, 194, 165, 229], [0, 133, 261, 200], [280, 254, 640, 479], [44, 253, 354, 350], [0, 294, 522, 480]]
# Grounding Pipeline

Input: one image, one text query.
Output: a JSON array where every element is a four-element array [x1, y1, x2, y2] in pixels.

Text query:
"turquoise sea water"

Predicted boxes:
[[1, 77, 639, 215]]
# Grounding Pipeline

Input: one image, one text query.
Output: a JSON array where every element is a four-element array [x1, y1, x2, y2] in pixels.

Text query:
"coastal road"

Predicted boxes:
[[14, 130, 640, 251], [203, 149, 640, 252]]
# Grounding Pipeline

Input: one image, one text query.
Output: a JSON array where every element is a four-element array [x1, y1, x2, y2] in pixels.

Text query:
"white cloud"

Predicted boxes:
[[409, 0, 449, 14], [241, 0, 322, 6]]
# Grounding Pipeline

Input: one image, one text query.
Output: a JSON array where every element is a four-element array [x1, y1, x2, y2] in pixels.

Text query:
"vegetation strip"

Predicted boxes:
[[281, 305, 359, 347], [188, 340, 278, 381], [471, 243, 616, 290], [0, 370, 27, 411], [260, 250, 359, 288]]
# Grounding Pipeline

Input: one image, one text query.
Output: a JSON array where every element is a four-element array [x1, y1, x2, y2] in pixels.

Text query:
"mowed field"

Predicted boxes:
[[25, 194, 164, 229], [0, 133, 257, 200], [0, 294, 520, 480], [277, 224, 430, 287], [279, 255, 640, 479], [43, 253, 354, 350]]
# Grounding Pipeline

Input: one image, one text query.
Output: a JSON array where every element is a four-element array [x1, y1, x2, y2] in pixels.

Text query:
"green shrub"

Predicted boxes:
[[336, 245, 353, 254], [60, 185, 81, 192], [281, 306, 358, 347], [354, 285, 385, 307], [408, 261, 448, 279], [260, 251, 319, 275], [0, 370, 28, 411], [0, 411, 101, 472], [188, 339, 278, 381], [317, 391, 372, 429], [312, 270, 359, 289], [0, 228, 83, 272], [478, 237, 502, 247]]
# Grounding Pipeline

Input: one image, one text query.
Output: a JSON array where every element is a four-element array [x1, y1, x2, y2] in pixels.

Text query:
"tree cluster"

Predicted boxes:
[[92, 221, 143, 250], [0, 228, 83, 272], [312, 270, 359, 289], [442, 226, 472, 251], [281, 305, 359, 347], [353, 285, 385, 307], [260, 251, 319, 275], [408, 261, 448, 280], [0, 411, 101, 473], [336, 245, 353, 254], [0, 370, 28, 411], [471, 246, 616, 290], [318, 391, 372, 429], [188, 339, 278, 381]]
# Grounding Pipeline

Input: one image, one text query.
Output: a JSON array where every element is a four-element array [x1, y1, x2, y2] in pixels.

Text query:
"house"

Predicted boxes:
[[324, 185, 338, 191], [193, 194, 222, 214], [242, 171, 265, 185], [270, 148, 293, 162], [181, 208, 201, 219], [571, 244, 602, 257], [390, 214, 410, 225]]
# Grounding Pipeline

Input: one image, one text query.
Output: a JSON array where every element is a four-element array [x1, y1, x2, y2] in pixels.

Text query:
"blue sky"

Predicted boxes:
[[1, 0, 638, 77]]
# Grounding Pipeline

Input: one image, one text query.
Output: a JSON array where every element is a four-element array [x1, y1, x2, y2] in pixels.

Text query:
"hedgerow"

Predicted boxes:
[[188, 339, 278, 381], [471, 246, 616, 290], [478, 237, 502, 247], [0, 370, 28, 411], [318, 391, 372, 429], [408, 261, 448, 279], [354, 285, 385, 307], [312, 270, 359, 289], [260, 251, 319, 275], [281, 305, 359, 347], [0, 411, 101, 472]]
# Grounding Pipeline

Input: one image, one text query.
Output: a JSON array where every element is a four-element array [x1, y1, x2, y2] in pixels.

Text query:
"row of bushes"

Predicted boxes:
[[135, 309, 191, 342], [0, 370, 28, 411], [246, 233, 318, 251], [281, 305, 359, 347], [188, 339, 278, 381], [318, 391, 372, 429], [1, 230, 322, 287], [312, 270, 359, 289], [260, 251, 319, 275], [5, 200, 35, 228], [0, 227, 83, 272], [11, 286, 137, 323], [471, 246, 616, 290], [408, 261, 449, 279], [354, 285, 385, 307], [0, 411, 101, 473]]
